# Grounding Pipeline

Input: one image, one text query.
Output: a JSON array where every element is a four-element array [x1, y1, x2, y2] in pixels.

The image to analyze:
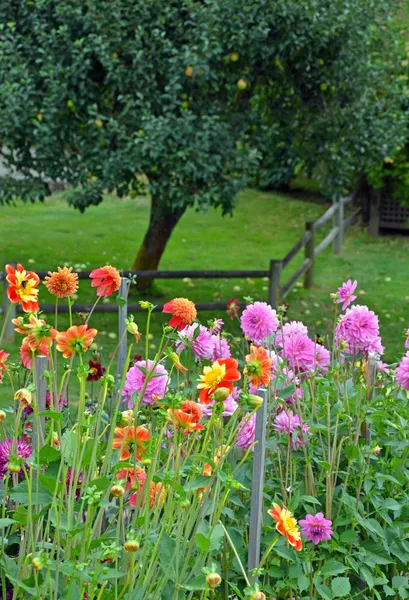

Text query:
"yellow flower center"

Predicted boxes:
[[280, 509, 300, 537], [199, 362, 226, 390], [15, 270, 38, 302]]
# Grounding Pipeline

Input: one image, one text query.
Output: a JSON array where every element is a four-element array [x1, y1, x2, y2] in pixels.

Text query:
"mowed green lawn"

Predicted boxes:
[[0, 187, 408, 404]]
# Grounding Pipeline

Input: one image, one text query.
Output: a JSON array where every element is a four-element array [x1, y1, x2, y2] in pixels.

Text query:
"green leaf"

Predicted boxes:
[[0, 518, 16, 529], [39, 445, 61, 465], [382, 498, 402, 511], [361, 541, 394, 565], [383, 586, 395, 597], [158, 534, 176, 581], [331, 577, 351, 598], [360, 567, 375, 590], [39, 474, 60, 495], [183, 574, 207, 591], [346, 444, 360, 460], [300, 495, 322, 506], [9, 480, 52, 505], [185, 476, 213, 491], [392, 576, 409, 589], [340, 530, 358, 543], [195, 533, 210, 552], [298, 573, 309, 592], [38, 410, 63, 422], [314, 582, 332, 600], [321, 561, 347, 577], [100, 569, 127, 581], [210, 523, 224, 552]]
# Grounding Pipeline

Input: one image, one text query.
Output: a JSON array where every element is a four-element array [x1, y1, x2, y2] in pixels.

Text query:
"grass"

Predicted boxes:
[[1, 187, 409, 403]]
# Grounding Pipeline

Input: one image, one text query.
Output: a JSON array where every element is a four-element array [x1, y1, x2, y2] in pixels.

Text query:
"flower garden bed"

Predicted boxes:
[[0, 264, 408, 599]]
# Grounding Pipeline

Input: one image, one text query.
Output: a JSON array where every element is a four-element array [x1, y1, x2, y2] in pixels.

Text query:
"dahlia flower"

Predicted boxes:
[[0, 350, 9, 384], [0, 438, 32, 476], [396, 352, 409, 391], [244, 345, 272, 388], [268, 503, 302, 551], [281, 332, 315, 372], [236, 413, 256, 450], [274, 409, 311, 450], [6, 263, 40, 313], [336, 279, 357, 311], [162, 297, 197, 331], [240, 302, 279, 345], [299, 513, 333, 545], [197, 358, 240, 405], [199, 391, 238, 417], [226, 298, 240, 319], [90, 265, 121, 298], [44, 266, 78, 298], [211, 334, 231, 360], [168, 400, 204, 434], [56, 324, 97, 358], [123, 360, 168, 407], [177, 323, 214, 361], [336, 305, 379, 353], [112, 425, 150, 461]]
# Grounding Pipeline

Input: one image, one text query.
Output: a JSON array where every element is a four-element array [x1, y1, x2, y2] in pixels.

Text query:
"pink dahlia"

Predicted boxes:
[[123, 360, 168, 407], [299, 513, 333, 545], [236, 413, 256, 450], [280, 367, 303, 405], [281, 332, 315, 372], [274, 410, 311, 449], [396, 351, 409, 391], [0, 439, 32, 476], [211, 334, 231, 360], [363, 335, 384, 356], [336, 305, 379, 353], [200, 392, 238, 417], [177, 324, 214, 361], [336, 279, 357, 311], [240, 302, 279, 345], [377, 361, 390, 375], [405, 328, 409, 349], [314, 344, 331, 373], [275, 321, 309, 347], [208, 319, 224, 334]]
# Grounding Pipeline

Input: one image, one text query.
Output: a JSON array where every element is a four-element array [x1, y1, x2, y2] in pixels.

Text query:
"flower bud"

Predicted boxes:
[[32, 557, 44, 571], [8, 462, 21, 473], [124, 540, 140, 552], [237, 78, 247, 90], [213, 387, 230, 403], [185, 66, 193, 77], [371, 445, 382, 456], [139, 301, 153, 310], [0, 410, 6, 422], [141, 458, 152, 466], [179, 499, 190, 509], [125, 317, 141, 342], [120, 410, 133, 425], [51, 432, 60, 450], [14, 388, 33, 408], [251, 592, 266, 600], [111, 484, 125, 498], [247, 394, 263, 409], [206, 573, 222, 590], [90, 343, 99, 352]]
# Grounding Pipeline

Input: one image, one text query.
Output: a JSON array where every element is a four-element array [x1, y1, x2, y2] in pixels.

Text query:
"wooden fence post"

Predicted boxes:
[[116, 277, 129, 383], [248, 387, 268, 584], [33, 355, 48, 449], [267, 260, 282, 309], [368, 188, 381, 237], [334, 199, 344, 255], [304, 222, 315, 289], [1, 261, 16, 344]]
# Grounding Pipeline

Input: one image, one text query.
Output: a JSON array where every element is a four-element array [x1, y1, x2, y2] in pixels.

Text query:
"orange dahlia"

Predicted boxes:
[[116, 466, 147, 491], [6, 263, 40, 312], [244, 346, 272, 388], [0, 349, 9, 384], [112, 425, 150, 461], [12, 314, 57, 350], [268, 503, 302, 551], [20, 340, 50, 369], [56, 324, 97, 358], [197, 357, 241, 405], [168, 400, 204, 434], [130, 481, 165, 509], [162, 298, 197, 331], [90, 265, 121, 298], [44, 266, 79, 298]]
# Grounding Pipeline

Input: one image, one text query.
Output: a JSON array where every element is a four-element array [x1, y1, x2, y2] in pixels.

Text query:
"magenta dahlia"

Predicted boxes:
[[0, 438, 32, 476], [177, 323, 214, 361], [240, 302, 278, 345], [336, 305, 379, 353], [299, 512, 333, 545], [336, 279, 357, 311], [123, 360, 168, 407], [396, 351, 409, 391], [236, 413, 256, 450]]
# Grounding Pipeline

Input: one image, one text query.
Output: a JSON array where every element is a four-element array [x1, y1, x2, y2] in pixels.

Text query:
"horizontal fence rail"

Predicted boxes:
[[0, 191, 362, 343]]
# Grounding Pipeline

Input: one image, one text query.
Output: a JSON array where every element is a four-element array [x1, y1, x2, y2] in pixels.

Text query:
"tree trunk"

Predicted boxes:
[[132, 195, 186, 291]]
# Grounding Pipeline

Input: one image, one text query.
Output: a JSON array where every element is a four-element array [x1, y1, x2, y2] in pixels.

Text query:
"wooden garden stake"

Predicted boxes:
[[33, 355, 48, 449], [248, 387, 268, 584]]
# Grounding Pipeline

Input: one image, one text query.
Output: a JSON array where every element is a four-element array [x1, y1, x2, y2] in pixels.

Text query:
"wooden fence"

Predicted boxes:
[[0, 190, 361, 344]]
